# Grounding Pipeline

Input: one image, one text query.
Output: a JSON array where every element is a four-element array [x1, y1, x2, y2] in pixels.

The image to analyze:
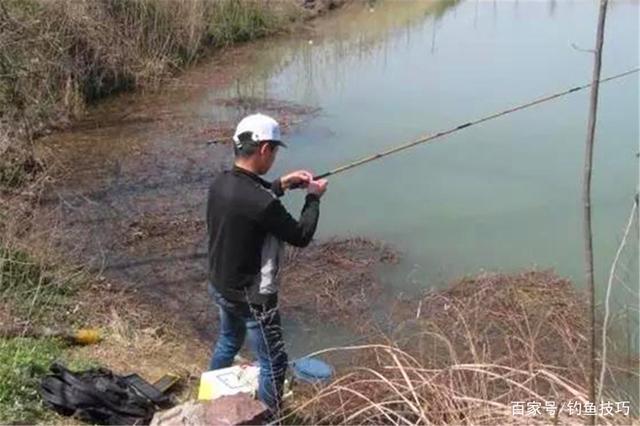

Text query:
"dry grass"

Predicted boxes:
[[66, 284, 209, 399], [0, 185, 209, 420], [0, 0, 305, 186], [281, 237, 398, 327], [284, 271, 638, 425]]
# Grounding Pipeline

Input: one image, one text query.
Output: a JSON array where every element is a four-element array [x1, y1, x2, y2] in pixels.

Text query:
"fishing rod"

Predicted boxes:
[[313, 67, 639, 180]]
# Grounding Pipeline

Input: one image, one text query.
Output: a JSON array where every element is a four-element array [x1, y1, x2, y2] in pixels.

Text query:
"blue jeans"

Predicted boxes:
[[208, 285, 287, 413]]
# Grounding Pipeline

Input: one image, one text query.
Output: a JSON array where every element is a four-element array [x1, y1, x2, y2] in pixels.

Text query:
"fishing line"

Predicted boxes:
[[313, 67, 640, 180]]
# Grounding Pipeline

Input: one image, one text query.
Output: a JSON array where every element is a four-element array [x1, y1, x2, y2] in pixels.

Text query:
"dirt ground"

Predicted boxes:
[[58, 236, 398, 388]]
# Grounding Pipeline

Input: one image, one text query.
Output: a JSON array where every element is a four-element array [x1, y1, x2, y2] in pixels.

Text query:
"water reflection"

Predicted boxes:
[[224, 1, 462, 104]]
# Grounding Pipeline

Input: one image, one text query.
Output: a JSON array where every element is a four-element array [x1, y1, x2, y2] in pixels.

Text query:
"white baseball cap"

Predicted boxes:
[[232, 113, 287, 149]]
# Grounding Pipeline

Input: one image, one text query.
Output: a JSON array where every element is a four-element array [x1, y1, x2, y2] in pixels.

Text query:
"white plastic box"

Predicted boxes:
[[198, 365, 260, 400]]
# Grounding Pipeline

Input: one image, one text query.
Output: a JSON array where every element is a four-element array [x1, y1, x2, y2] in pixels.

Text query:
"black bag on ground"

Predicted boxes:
[[39, 363, 160, 425]]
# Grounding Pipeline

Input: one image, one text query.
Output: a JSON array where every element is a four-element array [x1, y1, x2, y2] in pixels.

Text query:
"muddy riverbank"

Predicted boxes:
[[25, 6, 400, 355], [33, 100, 392, 346]]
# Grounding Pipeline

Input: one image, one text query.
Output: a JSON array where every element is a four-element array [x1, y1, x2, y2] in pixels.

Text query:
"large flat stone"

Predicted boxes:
[[151, 394, 269, 426]]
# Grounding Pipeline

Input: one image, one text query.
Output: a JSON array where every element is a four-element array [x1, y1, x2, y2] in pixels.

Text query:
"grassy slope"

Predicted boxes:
[[0, 247, 92, 423], [0, 338, 65, 423], [0, 243, 209, 423], [0, 0, 304, 187]]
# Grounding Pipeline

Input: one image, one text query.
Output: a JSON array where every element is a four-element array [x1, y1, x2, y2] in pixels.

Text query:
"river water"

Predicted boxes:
[[260, 0, 640, 311], [40, 1, 638, 354]]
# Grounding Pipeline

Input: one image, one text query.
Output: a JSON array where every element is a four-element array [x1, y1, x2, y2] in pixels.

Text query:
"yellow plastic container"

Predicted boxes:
[[71, 329, 101, 345]]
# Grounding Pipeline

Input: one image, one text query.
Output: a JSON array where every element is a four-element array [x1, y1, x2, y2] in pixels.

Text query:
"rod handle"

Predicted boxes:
[[312, 172, 330, 180]]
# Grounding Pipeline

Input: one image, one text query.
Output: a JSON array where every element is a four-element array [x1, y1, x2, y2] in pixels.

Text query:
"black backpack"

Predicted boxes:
[[39, 363, 165, 425]]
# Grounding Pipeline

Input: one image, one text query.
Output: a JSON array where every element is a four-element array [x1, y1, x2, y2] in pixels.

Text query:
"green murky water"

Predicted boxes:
[[226, 0, 639, 311]]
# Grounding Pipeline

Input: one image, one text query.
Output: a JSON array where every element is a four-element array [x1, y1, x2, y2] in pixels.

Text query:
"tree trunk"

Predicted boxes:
[[583, 0, 608, 417]]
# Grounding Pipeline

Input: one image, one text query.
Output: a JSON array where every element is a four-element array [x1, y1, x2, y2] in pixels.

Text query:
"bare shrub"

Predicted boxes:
[[285, 271, 636, 425]]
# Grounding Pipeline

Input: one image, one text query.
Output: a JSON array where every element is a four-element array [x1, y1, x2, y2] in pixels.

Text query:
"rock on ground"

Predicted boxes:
[[151, 394, 269, 426]]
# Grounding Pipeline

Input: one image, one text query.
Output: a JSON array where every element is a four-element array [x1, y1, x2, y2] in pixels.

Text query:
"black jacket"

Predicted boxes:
[[206, 166, 320, 305]]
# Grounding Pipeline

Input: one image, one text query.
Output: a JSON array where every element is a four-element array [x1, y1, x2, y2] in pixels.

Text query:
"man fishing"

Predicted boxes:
[[206, 113, 328, 414]]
